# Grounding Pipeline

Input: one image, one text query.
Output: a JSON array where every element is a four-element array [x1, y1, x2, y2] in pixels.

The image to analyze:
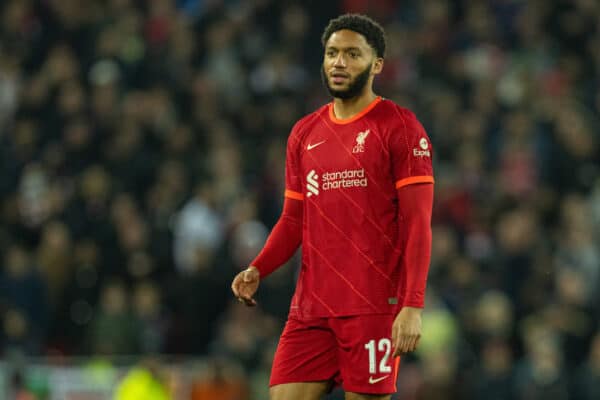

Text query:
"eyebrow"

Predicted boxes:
[[325, 46, 363, 52]]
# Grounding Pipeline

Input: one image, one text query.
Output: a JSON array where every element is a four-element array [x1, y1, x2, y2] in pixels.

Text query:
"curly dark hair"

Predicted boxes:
[[321, 14, 386, 58]]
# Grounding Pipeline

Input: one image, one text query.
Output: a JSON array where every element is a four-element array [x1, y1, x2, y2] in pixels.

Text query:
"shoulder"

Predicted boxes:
[[292, 103, 329, 132], [376, 99, 428, 139], [288, 103, 329, 143], [375, 99, 420, 126]]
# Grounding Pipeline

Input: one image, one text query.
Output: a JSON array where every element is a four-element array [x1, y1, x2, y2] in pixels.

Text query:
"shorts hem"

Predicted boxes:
[[269, 377, 334, 388], [342, 383, 395, 396]]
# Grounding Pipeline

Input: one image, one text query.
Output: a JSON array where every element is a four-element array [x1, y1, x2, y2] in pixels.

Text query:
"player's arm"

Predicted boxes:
[[397, 182, 433, 309], [392, 182, 433, 355], [388, 108, 434, 355], [398, 183, 433, 308], [231, 196, 303, 306], [251, 195, 303, 278]]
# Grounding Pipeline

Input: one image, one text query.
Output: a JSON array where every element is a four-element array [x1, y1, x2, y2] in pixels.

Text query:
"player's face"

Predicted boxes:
[[322, 29, 383, 99]]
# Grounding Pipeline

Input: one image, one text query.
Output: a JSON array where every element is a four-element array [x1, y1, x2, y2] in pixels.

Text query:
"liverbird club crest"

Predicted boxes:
[[352, 129, 370, 153]]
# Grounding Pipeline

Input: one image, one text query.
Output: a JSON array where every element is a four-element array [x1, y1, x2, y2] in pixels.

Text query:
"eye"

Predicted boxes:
[[326, 50, 336, 57], [349, 51, 360, 58]]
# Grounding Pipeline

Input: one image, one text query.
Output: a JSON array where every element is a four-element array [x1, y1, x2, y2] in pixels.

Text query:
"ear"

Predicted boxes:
[[371, 57, 384, 75]]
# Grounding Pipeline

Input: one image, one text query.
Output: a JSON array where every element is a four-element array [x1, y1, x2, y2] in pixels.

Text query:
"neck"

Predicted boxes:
[[332, 90, 378, 120]]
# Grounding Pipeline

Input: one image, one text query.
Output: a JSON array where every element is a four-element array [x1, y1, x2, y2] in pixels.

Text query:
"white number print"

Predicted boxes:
[[364, 338, 392, 374]]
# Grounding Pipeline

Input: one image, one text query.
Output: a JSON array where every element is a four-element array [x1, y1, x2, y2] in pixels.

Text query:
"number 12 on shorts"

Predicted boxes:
[[364, 338, 392, 374]]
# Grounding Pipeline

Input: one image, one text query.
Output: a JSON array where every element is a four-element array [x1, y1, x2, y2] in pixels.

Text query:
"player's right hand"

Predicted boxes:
[[231, 266, 260, 306]]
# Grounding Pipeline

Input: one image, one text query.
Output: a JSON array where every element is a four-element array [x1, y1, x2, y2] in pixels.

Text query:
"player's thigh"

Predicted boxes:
[[345, 392, 391, 400], [270, 316, 339, 387], [270, 381, 331, 400], [331, 314, 399, 395]]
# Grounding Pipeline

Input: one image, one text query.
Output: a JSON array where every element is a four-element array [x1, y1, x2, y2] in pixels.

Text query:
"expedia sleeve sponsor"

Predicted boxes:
[[412, 148, 430, 157], [413, 137, 431, 157]]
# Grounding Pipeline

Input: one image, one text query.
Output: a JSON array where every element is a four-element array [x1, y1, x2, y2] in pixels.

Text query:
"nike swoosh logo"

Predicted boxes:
[[307, 141, 326, 150], [369, 375, 390, 384]]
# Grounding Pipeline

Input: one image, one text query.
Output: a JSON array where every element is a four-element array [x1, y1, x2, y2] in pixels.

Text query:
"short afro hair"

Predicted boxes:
[[321, 14, 386, 58]]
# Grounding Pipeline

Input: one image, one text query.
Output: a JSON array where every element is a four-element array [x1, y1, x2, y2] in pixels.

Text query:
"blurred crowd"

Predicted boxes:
[[0, 0, 599, 399]]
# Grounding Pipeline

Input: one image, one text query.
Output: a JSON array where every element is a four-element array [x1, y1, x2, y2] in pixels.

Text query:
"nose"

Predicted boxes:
[[333, 53, 346, 68]]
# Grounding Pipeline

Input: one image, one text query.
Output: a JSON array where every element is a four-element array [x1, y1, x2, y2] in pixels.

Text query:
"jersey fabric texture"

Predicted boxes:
[[283, 97, 434, 318]]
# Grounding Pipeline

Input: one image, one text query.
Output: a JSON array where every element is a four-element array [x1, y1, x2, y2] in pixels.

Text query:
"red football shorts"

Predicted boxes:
[[270, 314, 401, 395]]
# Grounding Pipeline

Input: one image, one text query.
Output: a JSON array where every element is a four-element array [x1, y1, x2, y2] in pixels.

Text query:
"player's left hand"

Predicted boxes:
[[392, 306, 422, 356]]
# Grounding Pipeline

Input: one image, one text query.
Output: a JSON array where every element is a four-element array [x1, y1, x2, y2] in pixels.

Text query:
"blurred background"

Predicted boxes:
[[0, 0, 599, 399]]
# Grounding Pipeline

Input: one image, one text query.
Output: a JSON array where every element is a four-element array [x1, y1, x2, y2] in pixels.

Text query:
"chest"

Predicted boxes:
[[299, 124, 387, 173]]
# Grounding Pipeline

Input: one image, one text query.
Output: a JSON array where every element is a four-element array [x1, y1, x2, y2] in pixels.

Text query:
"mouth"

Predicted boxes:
[[330, 72, 349, 84]]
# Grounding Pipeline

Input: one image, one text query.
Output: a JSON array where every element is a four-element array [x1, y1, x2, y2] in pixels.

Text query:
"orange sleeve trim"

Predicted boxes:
[[284, 189, 304, 200], [328, 96, 382, 124], [395, 175, 434, 189]]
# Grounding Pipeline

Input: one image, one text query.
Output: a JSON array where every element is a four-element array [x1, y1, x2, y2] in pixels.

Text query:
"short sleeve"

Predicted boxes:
[[390, 109, 434, 189], [284, 123, 304, 200]]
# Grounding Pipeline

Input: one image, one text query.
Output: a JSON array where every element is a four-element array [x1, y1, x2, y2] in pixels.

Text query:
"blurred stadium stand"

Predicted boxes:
[[1, 0, 599, 399]]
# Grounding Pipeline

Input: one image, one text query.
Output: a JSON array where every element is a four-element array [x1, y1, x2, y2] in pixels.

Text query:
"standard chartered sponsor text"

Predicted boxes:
[[322, 168, 368, 190]]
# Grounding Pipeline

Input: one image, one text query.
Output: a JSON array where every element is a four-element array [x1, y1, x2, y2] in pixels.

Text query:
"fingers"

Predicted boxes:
[[231, 270, 258, 307], [393, 334, 409, 357], [406, 334, 420, 353], [235, 291, 257, 307], [393, 331, 421, 356], [231, 275, 241, 298], [238, 291, 257, 307], [239, 297, 257, 307], [412, 335, 421, 351], [392, 323, 399, 353]]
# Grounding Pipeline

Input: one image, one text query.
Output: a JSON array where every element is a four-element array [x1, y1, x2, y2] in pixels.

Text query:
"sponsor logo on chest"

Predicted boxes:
[[306, 168, 368, 197]]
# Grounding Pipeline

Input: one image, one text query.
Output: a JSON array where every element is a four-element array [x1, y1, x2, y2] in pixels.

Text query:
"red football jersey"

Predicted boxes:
[[284, 97, 434, 318]]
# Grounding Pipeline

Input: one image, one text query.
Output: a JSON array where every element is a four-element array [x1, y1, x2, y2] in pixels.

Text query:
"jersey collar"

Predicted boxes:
[[328, 96, 382, 125]]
